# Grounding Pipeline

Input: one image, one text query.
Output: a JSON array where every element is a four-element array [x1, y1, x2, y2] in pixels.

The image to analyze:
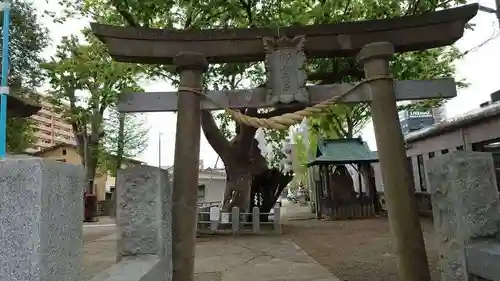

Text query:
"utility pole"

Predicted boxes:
[[0, 0, 11, 159], [158, 132, 163, 170], [479, 1, 500, 28]]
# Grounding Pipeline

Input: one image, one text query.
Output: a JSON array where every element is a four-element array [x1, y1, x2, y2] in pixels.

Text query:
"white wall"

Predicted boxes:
[[198, 177, 226, 205]]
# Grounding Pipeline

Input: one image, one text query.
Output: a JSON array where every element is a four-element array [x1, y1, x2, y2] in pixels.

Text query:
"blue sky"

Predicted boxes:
[[35, 0, 500, 168]]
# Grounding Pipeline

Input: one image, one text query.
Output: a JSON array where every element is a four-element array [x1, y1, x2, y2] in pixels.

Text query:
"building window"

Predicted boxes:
[[441, 149, 449, 155], [456, 145, 464, 151], [417, 155, 426, 192], [62, 149, 67, 156], [428, 152, 435, 158], [198, 184, 205, 198]]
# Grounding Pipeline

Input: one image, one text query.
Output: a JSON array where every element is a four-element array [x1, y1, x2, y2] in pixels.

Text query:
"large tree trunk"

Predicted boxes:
[[201, 110, 277, 212], [251, 168, 293, 221], [222, 168, 253, 212]]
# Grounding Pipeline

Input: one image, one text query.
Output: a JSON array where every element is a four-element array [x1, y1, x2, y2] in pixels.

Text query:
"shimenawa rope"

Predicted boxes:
[[178, 74, 393, 130]]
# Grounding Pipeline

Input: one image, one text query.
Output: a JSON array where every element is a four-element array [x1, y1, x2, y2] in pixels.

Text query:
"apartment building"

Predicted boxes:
[[28, 97, 76, 153]]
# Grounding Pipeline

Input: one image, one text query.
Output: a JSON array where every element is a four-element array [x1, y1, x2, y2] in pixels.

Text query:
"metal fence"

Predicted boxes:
[[197, 206, 281, 234], [323, 203, 375, 220]]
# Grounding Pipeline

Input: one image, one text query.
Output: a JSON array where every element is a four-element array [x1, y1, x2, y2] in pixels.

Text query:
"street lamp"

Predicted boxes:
[[158, 132, 163, 170]]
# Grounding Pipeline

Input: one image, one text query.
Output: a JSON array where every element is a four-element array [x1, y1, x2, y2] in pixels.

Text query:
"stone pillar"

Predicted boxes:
[[116, 166, 171, 261], [0, 157, 84, 281], [426, 151, 500, 281], [357, 42, 431, 281], [171, 52, 208, 281]]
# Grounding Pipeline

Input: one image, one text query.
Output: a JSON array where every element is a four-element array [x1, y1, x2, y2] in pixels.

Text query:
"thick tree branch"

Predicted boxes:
[[184, 4, 194, 28], [238, 0, 255, 27], [331, 113, 348, 136], [108, 0, 139, 27], [233, 108, 258, 153], [342, 0, 353, 20], [201, 110, 232, 161], [346, 115, 353, 138], [405, 0, 422, 15]]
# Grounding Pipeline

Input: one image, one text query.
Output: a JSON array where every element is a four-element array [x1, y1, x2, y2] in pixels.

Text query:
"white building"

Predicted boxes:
[[163, 165, 227, 207]]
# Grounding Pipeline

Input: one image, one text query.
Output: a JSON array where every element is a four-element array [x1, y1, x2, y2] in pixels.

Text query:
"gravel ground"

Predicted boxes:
[[283, 217, 440, 281]]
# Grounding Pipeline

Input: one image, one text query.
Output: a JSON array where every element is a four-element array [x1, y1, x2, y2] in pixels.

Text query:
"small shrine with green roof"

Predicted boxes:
[[307, 138, 380, 220]]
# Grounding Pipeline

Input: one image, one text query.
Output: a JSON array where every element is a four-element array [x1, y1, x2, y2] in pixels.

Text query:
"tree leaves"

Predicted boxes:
[[3, 0, 49, 153], [42, 29, 144, 186], [50, 0, 467, 167], [101, 108, 149, 176]]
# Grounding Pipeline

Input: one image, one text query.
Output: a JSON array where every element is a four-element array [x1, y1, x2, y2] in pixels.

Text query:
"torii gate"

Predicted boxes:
[[92, 4, 477, 281]]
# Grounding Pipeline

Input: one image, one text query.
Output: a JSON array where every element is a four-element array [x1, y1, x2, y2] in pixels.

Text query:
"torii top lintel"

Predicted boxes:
[[91, 4, 477, 64]]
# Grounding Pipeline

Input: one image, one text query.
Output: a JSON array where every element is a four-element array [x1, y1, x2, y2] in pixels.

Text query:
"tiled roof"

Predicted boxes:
[[307, 138, 378, 166]]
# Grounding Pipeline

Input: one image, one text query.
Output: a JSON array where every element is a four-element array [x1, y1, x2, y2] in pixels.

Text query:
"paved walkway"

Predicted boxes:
[[83, 233, 340, 281], [82, 205, 340, 281], [280, 200, 317, 221], [195, 236, 340, 281]]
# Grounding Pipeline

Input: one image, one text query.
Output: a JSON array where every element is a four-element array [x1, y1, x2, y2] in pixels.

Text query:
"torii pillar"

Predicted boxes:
[[171, 52, 208, 281], [358, 42, 430, 281]]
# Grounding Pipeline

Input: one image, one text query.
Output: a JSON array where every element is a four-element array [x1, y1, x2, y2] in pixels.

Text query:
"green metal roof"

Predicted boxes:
[[307, 138, 378, 167]]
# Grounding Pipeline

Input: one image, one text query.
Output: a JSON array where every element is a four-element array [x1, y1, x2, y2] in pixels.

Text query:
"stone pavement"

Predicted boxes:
[[83, 233, 340, 281], [280, 200, 317, 221], [194, 235, 341, 281], [83, 232, 117, 280]]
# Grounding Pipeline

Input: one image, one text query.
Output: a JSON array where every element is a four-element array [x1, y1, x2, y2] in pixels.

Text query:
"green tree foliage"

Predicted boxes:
[[42, 29, 143, 192], [52, 0, 466, 148], [101, 108, 149, 176], [49, 0, 467, 207], [3, 0, 49, 152]]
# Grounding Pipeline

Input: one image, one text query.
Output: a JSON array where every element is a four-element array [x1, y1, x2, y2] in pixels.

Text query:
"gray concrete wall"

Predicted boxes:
[[93, 165, 172, 281], [426, 151, 500, 281], [0, 157, 85, 281]]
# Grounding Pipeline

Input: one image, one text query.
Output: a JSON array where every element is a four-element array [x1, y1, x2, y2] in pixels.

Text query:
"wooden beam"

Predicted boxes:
[[91, 4, 478, 64], [118, 78, 457, 113]]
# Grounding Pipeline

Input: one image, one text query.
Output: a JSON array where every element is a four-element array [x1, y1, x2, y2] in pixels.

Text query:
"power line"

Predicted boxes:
[[479, 2, 500, 28], [460, 22, 500, 58]]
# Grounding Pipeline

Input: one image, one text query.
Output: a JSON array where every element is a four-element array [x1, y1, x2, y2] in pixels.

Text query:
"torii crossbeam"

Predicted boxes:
[[91, 4, 477, 64], [118, 79, 457, 112]]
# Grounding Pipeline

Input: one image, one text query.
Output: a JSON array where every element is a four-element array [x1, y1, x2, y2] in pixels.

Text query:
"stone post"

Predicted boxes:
[[252, 207, 260, 233], [210, 207, 219, 231], [232, 207, 240, 233], [116, 166, 171, 261], [274, 207, 281, 233], [171, 52, 208, 281], [426, 151, 500, 281], [357, 42, 431, 281], [0, 157, 84, 281]]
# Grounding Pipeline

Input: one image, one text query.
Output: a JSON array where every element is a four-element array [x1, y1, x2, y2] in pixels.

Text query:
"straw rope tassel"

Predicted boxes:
[[178, 75, 393, 130]]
